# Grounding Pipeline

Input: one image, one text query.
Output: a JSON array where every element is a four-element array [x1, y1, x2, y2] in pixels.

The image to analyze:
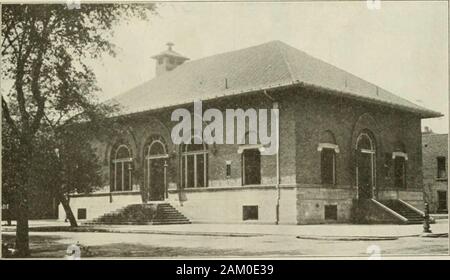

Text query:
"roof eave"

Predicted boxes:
[[110, 80, 442, 120], [151, 54, 190, 60], [295, 82, 443, 119]]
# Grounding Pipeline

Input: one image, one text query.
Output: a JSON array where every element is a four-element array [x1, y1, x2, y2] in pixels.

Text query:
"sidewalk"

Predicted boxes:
[[2, 219, 448, 239]]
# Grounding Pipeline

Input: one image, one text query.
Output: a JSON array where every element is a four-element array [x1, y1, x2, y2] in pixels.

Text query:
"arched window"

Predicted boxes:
[[393, 141, 407, 189], [146, 136, 168, 158], [357, 133, 374, 151], [181, 138, 208, 188], [111, 144, 133, 192], [318, 130, 338, 185]]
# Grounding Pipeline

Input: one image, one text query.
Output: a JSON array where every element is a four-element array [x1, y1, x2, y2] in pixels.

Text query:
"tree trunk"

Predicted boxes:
[[58, 192, 78, 227], [15, 140, 32, 257], [15, 191, 29, 257]]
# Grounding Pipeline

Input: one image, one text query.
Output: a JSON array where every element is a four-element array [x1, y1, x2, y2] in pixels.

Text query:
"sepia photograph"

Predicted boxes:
[[1, 0, 448, 260]]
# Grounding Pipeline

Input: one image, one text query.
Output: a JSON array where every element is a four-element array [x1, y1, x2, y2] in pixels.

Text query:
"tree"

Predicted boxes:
[[1, 3, 156, 257], [2, 118, 105, 226], [47, 117, 114, 228]]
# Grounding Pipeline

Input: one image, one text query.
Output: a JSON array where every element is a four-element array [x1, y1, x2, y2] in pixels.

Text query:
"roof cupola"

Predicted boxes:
[[151, 42, 189, 76]]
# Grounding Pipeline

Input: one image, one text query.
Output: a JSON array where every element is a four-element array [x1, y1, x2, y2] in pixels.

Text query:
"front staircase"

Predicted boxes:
[[379, 200, 424, 224], [84, 203, 191, 225], [352, 199, 430, 224]]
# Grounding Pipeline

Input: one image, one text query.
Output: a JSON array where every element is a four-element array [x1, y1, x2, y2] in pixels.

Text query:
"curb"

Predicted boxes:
[[3, 225, 448, 240], [2, 226, 264, 238], [296, 235, 404, 241]]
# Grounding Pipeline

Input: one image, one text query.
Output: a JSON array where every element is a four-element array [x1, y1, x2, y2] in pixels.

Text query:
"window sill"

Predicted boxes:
[[169, 184, 278, 193], [69, 190, 140, 198], [435, 178, 448, 182]]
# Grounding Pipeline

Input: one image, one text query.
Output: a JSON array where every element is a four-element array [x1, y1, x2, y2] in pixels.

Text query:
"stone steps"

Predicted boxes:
[[379, 200, 424, 224], [84, 202, 190, 225]]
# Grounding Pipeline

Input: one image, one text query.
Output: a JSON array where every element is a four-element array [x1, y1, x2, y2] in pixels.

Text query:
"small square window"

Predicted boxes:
[[243, 205, 258, 220], [324, 205, 337, 220], [77, 208, 87, 220]]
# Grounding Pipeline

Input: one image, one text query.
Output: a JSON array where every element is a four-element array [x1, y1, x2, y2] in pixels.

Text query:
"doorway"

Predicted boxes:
[[144, 137, 168, 201], [242, 148, 261, 185], [356, 132, 376, 199], [148, 158, 166, 201]]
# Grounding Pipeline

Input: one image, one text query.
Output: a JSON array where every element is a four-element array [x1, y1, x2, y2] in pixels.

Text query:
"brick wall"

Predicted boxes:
[[422, 133, 448, 213], [292, 88, 424, 223], [66, 87, 427, 224]]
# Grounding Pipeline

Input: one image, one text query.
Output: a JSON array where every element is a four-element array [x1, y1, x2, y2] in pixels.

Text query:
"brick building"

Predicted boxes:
[[422, 131, 448, 213], [62, 41, 441, 224]]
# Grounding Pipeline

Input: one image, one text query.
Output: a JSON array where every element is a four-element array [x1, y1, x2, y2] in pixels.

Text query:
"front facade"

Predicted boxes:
[[422, 131, 448, 213], [62, 41, 441, 224]]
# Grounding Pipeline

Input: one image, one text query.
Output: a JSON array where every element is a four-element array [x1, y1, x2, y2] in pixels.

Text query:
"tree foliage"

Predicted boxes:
[[1, 3, 157, 256]]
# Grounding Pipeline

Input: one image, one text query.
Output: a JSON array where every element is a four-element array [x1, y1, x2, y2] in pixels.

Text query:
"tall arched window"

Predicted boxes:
[[111, 144, 133, 192], [181, 140, 208, 188], [318, 130, 339, 185]]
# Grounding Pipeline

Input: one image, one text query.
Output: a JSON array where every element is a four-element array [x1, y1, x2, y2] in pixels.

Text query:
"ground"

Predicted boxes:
[[1, 231, 448, 258], [2, 219, 448, 258]]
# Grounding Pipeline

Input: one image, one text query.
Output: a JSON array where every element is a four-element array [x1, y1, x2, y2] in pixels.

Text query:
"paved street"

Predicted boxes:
[[2, 231, 448, 258], [2, 219, 448, 258]]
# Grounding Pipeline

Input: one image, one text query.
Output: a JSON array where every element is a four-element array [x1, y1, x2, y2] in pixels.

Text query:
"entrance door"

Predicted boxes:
[[356, 132, 376, 199], [243, 149, 261, 185], [149, 159, 165, 201], [144, 137, 168, 201], [358, 152, 373, 199]]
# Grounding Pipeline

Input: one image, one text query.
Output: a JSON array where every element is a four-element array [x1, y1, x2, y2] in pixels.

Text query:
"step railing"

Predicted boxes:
[[397, 199, 424, 217], [370, 199, 408, 223], [397, 199, 435, 223]]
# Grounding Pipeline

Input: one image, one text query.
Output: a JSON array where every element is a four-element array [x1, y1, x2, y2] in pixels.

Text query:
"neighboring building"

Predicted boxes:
[[422, 131, 448, 213], [62, 41, 442, 225]]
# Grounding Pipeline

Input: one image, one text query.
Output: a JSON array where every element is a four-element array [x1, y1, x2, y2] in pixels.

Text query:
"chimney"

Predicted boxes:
[[151, 42, 189, 76], [422, 126, 433, 134]]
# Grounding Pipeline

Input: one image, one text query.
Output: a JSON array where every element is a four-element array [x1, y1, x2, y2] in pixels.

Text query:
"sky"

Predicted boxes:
[[4, 1, 449, 133]]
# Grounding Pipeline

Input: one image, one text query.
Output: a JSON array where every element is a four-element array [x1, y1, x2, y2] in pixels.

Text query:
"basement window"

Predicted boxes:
[[324, 205, 337, 220], [77, 208, 87, 220], [243, 205, 258, 220]]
